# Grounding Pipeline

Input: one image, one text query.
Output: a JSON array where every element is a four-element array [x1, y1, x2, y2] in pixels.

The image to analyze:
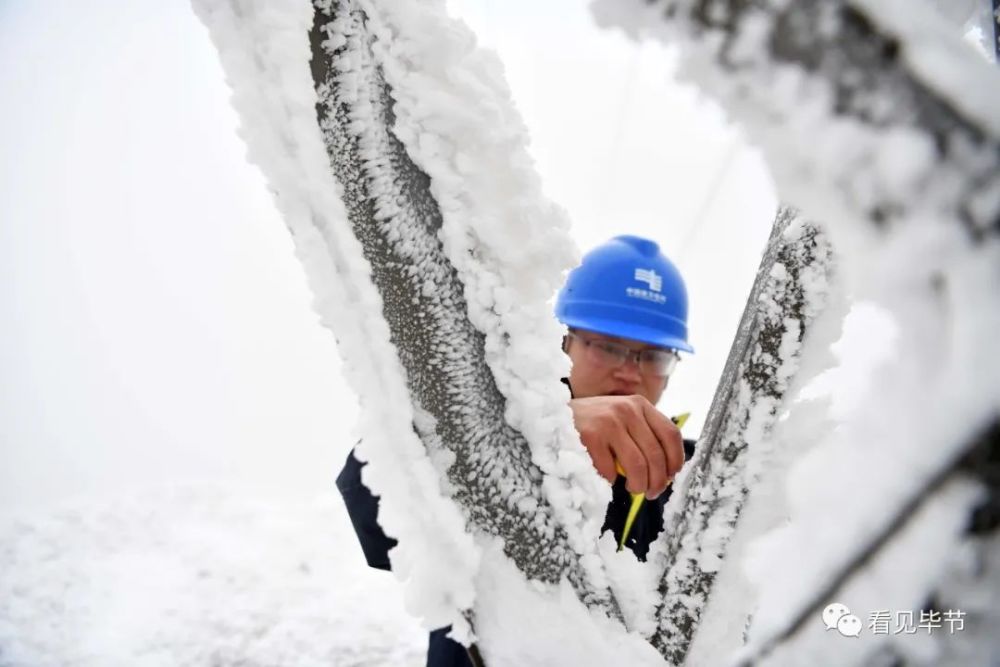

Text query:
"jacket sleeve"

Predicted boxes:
[[682, 437, 696, 461], [335, 448, 397, 571]]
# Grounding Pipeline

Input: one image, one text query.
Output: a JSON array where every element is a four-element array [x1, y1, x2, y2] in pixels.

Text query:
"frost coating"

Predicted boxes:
[[747, 479, 983, 667], [190, 0, 479, 631], [645, 208, 833, 663], [597, 1, 1000, 664], [593, 0, 1000, 237], [356, 0, 613, 576], [850, 0, 1000, 136], [308, 0, 620, 621], [471, 540, 664, 666]]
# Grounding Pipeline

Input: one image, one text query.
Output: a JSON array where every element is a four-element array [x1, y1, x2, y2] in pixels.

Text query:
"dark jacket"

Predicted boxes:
[[335, 434, 695, 667]]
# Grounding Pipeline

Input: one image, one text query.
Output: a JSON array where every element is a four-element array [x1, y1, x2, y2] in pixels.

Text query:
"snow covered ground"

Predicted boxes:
[[0, 485, 426, 666]]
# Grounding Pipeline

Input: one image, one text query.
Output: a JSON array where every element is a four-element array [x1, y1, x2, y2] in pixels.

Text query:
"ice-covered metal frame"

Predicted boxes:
[[649, 208, 832, 664], [307, 0, 622, 620]]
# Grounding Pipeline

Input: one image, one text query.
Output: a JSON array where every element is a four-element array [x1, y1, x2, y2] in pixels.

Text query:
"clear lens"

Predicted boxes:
[[571, 333, 679, 377], [591, 340, 628, 366], [639, 349, 678, 377]]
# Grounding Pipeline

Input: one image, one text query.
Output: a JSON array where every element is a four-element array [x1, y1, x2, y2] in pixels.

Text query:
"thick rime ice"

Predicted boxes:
[[852, 0, 1000, 136], [684, 226, 852, 667], [353, 0, 614, 568], [192, 0, 478, 633], [743, 478, 984, 667], [470, 540, 664, 666], [192, 0, 631, 653], [309, 0, 623, 627], [642, 209, 833, 663], [595, 0, 1000, 664]]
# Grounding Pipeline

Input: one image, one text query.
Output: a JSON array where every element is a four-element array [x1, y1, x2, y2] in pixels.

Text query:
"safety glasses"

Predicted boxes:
[[567, 331, 680, 377]]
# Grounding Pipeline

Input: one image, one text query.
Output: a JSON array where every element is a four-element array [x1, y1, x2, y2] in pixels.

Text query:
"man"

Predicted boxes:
[[337, 235, 694, 666]]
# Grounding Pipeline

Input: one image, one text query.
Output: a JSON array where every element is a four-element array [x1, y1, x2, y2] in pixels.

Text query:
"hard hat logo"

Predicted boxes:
[[625, 286, 667, 305], [634, 268, 663, 292]]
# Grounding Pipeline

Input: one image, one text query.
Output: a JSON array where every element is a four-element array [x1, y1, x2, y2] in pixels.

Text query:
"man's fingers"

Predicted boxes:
[[610, 428, 648, 496], [594, 446, 618, 483], [581, 431, 617, 482], [569, 395, 684, 495], [642, 402, 685, 478], [627, 417, 668, 498]]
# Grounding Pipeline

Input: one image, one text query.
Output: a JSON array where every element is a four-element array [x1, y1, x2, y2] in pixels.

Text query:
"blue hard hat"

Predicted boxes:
[[555, 235, 694, 353]]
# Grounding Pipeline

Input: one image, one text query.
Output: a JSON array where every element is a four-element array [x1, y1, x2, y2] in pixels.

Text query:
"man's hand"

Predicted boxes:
[[569, 395, 684, 499]]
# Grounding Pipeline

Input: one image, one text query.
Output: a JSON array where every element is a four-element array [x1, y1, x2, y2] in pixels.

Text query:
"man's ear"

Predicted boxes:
[[561, 335, 570, 353]]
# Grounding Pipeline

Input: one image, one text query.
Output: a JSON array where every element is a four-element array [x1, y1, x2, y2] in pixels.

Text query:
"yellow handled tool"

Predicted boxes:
[[615, 412, 689, 552]]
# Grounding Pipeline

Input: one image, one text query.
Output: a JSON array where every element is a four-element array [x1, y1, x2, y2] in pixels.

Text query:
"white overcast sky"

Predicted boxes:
[[0, 0, 777, 510]]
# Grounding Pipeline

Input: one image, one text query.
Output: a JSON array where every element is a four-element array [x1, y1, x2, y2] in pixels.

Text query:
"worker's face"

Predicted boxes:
[[565, 329, 671, 404]]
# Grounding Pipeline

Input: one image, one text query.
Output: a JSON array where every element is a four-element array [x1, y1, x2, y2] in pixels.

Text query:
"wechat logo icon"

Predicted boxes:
[[822, 602, 862, 638]]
